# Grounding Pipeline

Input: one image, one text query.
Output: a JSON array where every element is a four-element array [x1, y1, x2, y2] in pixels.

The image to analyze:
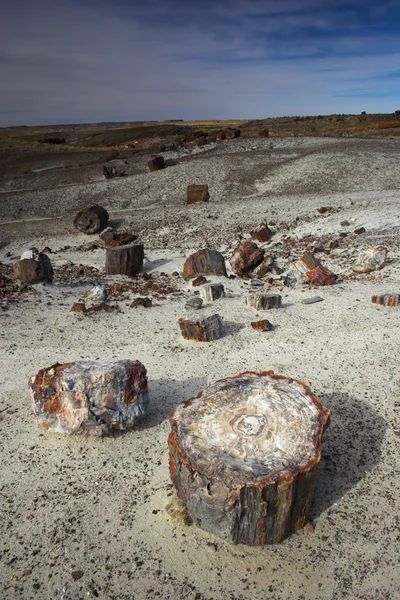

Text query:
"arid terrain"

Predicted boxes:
[[0, 116, 399, 600]]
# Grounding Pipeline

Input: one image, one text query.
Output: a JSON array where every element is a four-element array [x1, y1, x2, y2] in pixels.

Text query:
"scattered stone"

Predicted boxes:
[[352, 247, 388, 274], [86, 286, 107, 303], [105, 244, 144, 277], [354, 227, 366, 235], [42, 246, 52, 254], [185, 296, 203, 310], [199, 283, 224, 303], [178, 314, 223, 341], [103, 160, 127, 179], [13, 249, 53, 284], [340, 220, 350, 227], [317, 207, 330, 214], [230, 241, 264, 277], [70, 302, 86, 313], [247, 293, 282, 310], [301, 296, 324, 304], [30, 360, 149, 435], [249, 224, 273, 243], [148, 156, 165, 171], [131, 297, 152, 308], [192, 275, 207, 287], [71, 571, 84, 581], [90, 302, 116, 313], [329, 240, 339, 249], [73, 205, 109, 234], [183, 249, 227, 280], [293, 252, 336, 286], [371, 294, 400, 307], [187, 185, 210, 205], [251, 319, 273, 331]]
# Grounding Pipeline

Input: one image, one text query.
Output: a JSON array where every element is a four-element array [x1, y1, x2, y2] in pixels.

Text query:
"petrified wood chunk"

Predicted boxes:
[[13, 249, 53, 284], [102, 230, 138, 247], [225, 128, 240, 139], [183, 249, 227, 280], [169, 371, 330, 545], [187, 185, 210, 205], [105, 244, 144, 277], [103, 160, 126, 179], [30, 360, 149, 436], [253, 257, 273, 279], [371, 294, 400, 307], [199, 283, 224, 303], [178, 313, 223, 341], [353, 247, 388, 274], [230, 241, 264, 277], [73, 205, 109, 234], [250, 224, 273, 243], [251, 319, 273, 331], [294, 252, 336, 286], [148, 156, 166, 172], [192, 275, 207, 286], [247, 293, 282, 310]]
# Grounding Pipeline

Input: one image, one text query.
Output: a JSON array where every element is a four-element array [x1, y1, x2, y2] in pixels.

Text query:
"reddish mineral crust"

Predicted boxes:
[[30, 360, 149, 435]]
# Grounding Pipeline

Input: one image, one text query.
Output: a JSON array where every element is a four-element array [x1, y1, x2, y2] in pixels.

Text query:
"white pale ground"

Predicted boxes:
[[0, 137, 399, 600]]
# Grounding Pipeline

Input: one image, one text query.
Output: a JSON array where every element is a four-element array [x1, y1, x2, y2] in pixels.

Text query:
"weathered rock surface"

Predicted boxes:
[[225, 128, 240, 139], [353, 247, 388, 273], [73, 205, 109, 234], [187, 185, 210, 205], [13, 249, 53, 284], [230, 241, 264, 277], [30, 360, 149, 435], [169, 371, 330, 545], [192, 275, 207, 287], [131, 297, 152, 308], [247, 293, 282, 310], [178, 313, 223, 341], [199, 283, 224, 303], [252, 257, 273, 279], [371, 294, 400, 307], [183, 249, 227, 280]]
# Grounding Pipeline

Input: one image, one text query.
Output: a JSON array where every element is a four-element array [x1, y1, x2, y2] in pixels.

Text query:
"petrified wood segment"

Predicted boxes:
[[250, 224, 273, 243], [230, 241, 264, 277], [13, 249, 53, 284], [353, 247, 388, 274], [103, 160, 126, 179], [73, 205, 109, 234], [251, 319, 273, 331], [30, 360, 149, 436], [105, 243, 144, 277], [371, 294, 400, 307], [295, 252, 336, 286], [247, 293, 282, 310], [183, 249, 227, 280], [169, 371, 330, 545], [199, 283, 224, 303], [178, 314, 223, 341], [187, 185, 210, 205], [148, 156, 166, 171]]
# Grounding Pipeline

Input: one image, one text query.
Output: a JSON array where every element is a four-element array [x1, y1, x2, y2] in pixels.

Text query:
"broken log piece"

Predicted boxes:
[[250, 224, 273, 243], [247, 293, 282, 310], [353, 247, 388, 274], [148, 156, 165, 172], [30, 360, 149, 436], [294, 252, 336, 286], [371, 294, 400, 307], [230, 241, 264, 277], [73, 205, 109, 234], [225, 128, 240, 139], [183, 249, 227, 280], [13, 249, 53, 284], [103, 160, 126, 179], [178, 314, 223, 341], [253, 257, 273, 279], [105, 244, 144, 277], [187, 185, 210, 205], [251, 319, 273, 331], [192, 275, 207, 287], [199, 283, 224, 304], [169, 371, 330, 545]]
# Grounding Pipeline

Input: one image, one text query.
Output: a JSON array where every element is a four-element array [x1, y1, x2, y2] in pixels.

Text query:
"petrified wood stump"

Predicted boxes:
[[169, 371, 330, 545], [371, 293, 400, 307], [30, 360, 149, 436], [247, 293, 282, 310], [73, 205, 109, 234], [183, 249, 227, 280], [178, 314, 223, 341], [187, 185, 210, 205], [105, 243, 144, 277], [13, 249, 53, 284]]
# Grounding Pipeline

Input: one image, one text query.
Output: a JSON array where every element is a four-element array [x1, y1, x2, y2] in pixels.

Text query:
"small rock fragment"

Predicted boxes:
[[301, 296, 324, 304], [304, 523, 314, 533], [230, 241, 264, 277], [192, 275, 207, 287], [86, 286, 107, 303], [165, 158, 177, 167], [185, 296, 203, 310], [71, 571, 84, 581], [247, 293, 282, 310], [199, 283, 224, 304], [225, 128, 240, 139], [178, 314, 223, 341], [131, 297, 152, 308], [371, 294, 400, 307], [187, 185, 210, 205], [183, 249, 227, 280], [352, 247, 388, 274], [354, 227, 366, 235], [148, 156, 165, 171], [251, 319, 273, 331], [70, 302, 86, 313], [103, 160, 126, 179], [340, 220, 350, 227]]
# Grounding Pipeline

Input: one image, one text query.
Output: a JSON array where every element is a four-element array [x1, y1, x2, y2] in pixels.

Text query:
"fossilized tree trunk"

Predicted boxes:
[[105, 244, 144, 277], [169, 371, 330, 545], [73, 205, 109, 234]]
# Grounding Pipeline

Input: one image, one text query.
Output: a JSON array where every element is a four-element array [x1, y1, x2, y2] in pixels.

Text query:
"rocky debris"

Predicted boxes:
[[105, 244, 144, 277], [371, 294, 400, 307], [252, 257, 273, 279], [251, 319, 273, 331], [85, 286, 107, 303], [70, 302, 86, 313], [292, 252, 337, 286], [13, 248, 53, 284], [301, 296, 324, 304], [187, 185, 210, 205], [192, 275, 207, 287], [108, 273, 182, 303], [178, 313, 223, 341], [148, 156, 165, 171], [30, 360, 149, 435], [230, 241, 264, 277], [249, 224, 273, 243], [247, 293, 282, 310], [352, 247, 388, 274], [225, 128, 240, 139], [89, 302, 117, 313], [199, 283, 224, 303], [185, 296, 203, 310], [131, 297, 152, 308], [317, 206, 335, 214], [183, 249, 227, 280], [354, 227, 366, 235], [196, 136, 207, 147], [53, 263, 104, 286], [74, 205, 109, 234], [103, 160, 127, 179]]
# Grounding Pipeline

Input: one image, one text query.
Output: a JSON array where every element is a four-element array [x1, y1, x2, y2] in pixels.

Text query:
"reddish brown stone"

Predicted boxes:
[[296, 252, 336, 286], [216, 130, 226, 140], [148, 156, 166, 172], [247, 293, 282, 310], [103, 232, 138, 247], [192, 275, 207, 287], [70, 302, 86, 313], [251, 319, 273, 331], [230, 241, 264, 277], [250, 224, 273, 243], [178, 314, 223, 342], [183, 249, 227, 280], [196, 136, 207, 147], [354, 227, 366, 235], [187, 185, 210, 205], [371, 294, 400, 307]]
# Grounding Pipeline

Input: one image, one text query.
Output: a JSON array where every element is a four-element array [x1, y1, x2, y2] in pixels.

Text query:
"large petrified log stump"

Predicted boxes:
[[30, 360, 149, 435], [169, 371, 330, 545], [73, 205, 109, 234], [183, 249, 227, 280], [105, 243, 144, 277], [13, 249, 53, 284]]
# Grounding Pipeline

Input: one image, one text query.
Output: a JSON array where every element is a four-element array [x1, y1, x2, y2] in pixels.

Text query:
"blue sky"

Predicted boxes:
[[1, 0, 400, 125]]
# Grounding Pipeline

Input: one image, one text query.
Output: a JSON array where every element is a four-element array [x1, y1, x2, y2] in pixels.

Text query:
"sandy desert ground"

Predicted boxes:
[[0, 135, 399, 600]]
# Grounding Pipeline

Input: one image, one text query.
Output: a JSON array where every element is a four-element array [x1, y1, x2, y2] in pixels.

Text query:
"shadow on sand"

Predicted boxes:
[[311, 392, 386, 519]]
